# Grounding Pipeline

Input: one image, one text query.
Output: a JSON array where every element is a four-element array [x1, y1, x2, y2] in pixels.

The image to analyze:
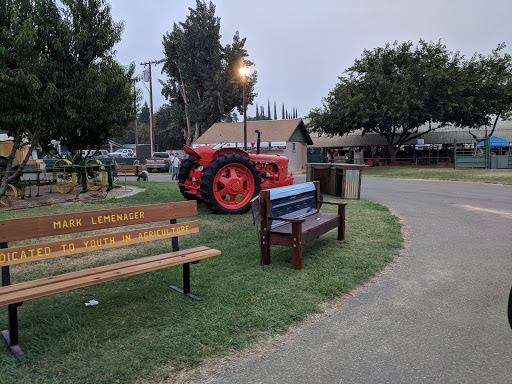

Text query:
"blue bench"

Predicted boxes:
[[257, 181, 347, 269]]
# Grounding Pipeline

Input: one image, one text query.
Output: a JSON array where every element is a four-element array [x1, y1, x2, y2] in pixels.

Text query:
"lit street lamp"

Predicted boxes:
[[239, 66, 249, 151]]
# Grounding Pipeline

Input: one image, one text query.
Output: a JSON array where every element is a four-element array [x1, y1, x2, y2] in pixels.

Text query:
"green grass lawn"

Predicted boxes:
[[0, 182, 402, 383], [364, 166, 512, 185]]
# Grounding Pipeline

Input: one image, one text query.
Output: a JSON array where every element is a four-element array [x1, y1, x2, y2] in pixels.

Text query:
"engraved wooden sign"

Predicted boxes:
[[0, 201, 197, 243], [0, 221, 199, 267]]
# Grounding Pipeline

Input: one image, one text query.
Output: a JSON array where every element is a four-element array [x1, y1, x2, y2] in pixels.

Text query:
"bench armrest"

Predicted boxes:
[[318, 200, 347, 219], [318, 200, 347, 207], [268, 216, 305, 223]]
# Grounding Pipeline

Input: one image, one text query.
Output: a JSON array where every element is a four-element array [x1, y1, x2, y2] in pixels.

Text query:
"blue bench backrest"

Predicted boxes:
[[269, 182, 317, 229]]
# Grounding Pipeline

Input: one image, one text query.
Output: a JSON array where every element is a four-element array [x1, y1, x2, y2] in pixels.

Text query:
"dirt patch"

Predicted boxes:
[[0, 184, 142, 211]]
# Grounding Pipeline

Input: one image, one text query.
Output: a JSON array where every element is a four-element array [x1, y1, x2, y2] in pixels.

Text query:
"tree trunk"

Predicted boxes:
[[177, 70, 193, 147], [194, 122, 201, 142], [387, 144, 398, 165]]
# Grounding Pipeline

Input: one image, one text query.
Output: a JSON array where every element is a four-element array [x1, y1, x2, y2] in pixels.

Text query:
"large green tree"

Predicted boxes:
[[161, 0, 257, 146], [461, 44, 512, 140], [0, 0, 134, 196], [309, 40, 512, 161]]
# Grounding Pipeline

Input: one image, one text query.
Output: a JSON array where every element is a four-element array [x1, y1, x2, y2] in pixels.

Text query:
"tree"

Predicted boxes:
[[153, 103, 185, 150], [0, 0, 134, 198], [309, 40, 491, 162], [222, 112, 239, 123], [161, 1, 257, 146], [274, 101, 277, 120], [139, 101, 150, 124], [462, 44, 512, 140]]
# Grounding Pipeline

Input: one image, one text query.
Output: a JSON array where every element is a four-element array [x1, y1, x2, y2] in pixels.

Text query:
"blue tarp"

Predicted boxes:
[[477, 136, 511, 147]]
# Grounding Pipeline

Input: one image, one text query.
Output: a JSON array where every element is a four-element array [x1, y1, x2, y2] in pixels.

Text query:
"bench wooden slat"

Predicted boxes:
[[269, 213, 340, 237], [0, 221, 199, 267], [0, 202, 197, 242], [0, 246, 211, 294], [0, 247, 220, 306]]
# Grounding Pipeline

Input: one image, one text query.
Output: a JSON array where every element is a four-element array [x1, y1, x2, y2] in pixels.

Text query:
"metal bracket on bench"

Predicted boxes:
[[167, 220, 202, 301], [169, 262, 202, 302]]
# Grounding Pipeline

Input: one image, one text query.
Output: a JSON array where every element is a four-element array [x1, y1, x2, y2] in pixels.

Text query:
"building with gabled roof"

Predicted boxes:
[[193, 119, 314, 171]]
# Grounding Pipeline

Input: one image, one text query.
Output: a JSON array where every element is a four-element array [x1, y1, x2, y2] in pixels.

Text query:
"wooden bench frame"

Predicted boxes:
[[0, 201, 220, 357], [113, 164, 142, 177], [258, 181, 346, 270]]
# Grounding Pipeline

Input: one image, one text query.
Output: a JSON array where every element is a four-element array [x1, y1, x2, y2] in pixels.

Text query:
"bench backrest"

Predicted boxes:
[[0, 201, 198, 268], [265, 182, 318, 229]]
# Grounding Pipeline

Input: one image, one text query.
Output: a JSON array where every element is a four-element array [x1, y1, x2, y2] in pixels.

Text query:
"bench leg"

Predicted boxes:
[[338, 204, 346, 241], [261, 227, 271, 265], [292, 222, 303, 270], [169, 263, 202, 302], [1, 302, 24, 358]]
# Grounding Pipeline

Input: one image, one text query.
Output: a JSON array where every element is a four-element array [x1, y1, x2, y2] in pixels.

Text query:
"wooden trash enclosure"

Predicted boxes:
[[306, 163, 367, 199]]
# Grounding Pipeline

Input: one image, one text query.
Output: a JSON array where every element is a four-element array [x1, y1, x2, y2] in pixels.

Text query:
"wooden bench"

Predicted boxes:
[[255, 181, 346, 270], [113, 164, 143, 178], [0, 201, 220, 357]]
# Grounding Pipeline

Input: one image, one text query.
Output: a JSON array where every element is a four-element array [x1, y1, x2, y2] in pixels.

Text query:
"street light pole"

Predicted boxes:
[[242, 80, 247, 151], [239, 66, 249, 151]]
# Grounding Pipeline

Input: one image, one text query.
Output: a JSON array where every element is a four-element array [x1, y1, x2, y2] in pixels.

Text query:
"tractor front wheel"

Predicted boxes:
[[200, 153, 260, 214]]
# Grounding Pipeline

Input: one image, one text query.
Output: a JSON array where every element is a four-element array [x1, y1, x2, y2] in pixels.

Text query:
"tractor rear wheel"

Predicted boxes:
[[200, 153, 260, 214], [178, 157, 200, 200]]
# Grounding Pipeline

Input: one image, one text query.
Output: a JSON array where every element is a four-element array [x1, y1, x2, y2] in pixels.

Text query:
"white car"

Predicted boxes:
[[108, 149, 136, 158]]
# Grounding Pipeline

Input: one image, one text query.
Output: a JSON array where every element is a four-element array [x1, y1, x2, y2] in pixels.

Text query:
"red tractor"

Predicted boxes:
[[178, 143, 294, 214]]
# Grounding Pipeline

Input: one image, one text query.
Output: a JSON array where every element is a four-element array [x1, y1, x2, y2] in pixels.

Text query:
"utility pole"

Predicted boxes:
[[141, 59, 163, 156], [133, 82, 138, 146]]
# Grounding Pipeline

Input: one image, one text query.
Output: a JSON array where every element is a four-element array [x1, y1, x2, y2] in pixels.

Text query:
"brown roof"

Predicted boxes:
[[194, 119, 313, 145]]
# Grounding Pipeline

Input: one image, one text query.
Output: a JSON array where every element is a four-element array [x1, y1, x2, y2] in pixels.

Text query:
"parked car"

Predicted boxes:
[[93, 150, 109, 158], [145, 152, 173, 172], [108, 149, 136, 158], [81, 149, 109, 158]]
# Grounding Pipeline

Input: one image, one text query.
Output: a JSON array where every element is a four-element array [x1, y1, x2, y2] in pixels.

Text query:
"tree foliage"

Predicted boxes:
[[462, 44, 512, 140], [0, 0, 134, 196], [161, 0, 257, 146], [309, 40, 512, 161], [138, 101, 150, 124], [154, 103, 185, 151]]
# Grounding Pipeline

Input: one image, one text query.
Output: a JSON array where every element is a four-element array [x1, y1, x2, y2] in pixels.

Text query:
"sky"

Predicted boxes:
[[108, 0, 512, 119]]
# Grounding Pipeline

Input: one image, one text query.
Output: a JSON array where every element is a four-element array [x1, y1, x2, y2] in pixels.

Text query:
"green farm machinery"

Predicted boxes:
[[0, 155, 116, 207]]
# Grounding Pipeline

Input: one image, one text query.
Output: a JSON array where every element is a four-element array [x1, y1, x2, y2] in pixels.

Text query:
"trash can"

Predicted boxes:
[[307, 163, 367, 199]]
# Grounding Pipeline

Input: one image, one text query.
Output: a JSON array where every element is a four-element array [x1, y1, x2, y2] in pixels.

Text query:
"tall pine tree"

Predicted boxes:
[[162, 1, 257, 145]]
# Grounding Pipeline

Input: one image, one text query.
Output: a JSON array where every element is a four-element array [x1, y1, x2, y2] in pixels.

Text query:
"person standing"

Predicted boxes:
[[169, 152, 175, 179], [172, 153, 181, 181]]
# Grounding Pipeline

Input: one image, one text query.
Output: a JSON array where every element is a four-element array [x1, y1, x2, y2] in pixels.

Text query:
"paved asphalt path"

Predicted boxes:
[[194, 177, 512, 384]]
